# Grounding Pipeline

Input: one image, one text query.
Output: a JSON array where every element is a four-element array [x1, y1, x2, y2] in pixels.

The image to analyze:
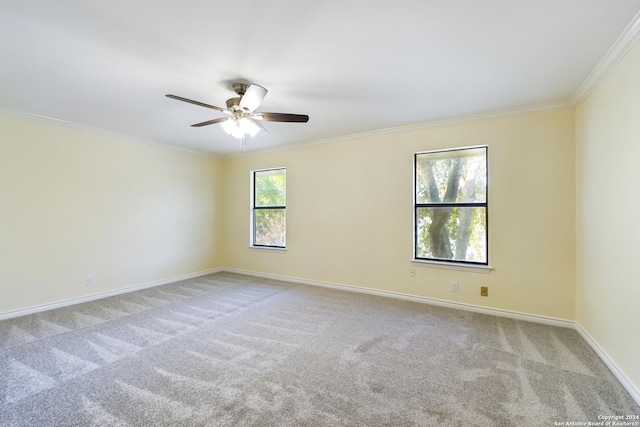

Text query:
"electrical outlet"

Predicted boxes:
[[265, 258, 271, 267], [480, 286, 488, 297], [450, 281, 459, 292], [410, 268, 416, 277], [85, 276, 94, 286]]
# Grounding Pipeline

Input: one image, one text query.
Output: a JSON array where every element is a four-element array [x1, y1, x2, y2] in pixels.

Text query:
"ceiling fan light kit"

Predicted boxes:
[[166, 82, 309, 150], [221, 117, 261, 138]]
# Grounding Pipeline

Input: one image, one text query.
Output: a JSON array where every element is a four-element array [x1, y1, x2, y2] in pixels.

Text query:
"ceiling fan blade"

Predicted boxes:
[[166, 94, 230, 114], [255, 112, 309, 123], [191, 117, 229, 127], [239, 84, 268, 112]]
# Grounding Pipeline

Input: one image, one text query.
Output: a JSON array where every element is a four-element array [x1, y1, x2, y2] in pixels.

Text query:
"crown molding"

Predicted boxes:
[[1, 100, 574, 161], [571, 9, 640, 105], [225, 101, 574, 158], [0, 106, 219, 158]]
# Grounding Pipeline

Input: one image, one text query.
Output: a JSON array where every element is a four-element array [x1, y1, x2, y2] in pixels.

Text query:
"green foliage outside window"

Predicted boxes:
[[254, 169, 286, 247], [415, 147, 487, 264]]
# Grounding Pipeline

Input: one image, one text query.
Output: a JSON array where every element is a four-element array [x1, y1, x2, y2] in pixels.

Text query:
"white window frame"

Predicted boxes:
[[250, 167, 287, 250], [412, 145, 490, 271]]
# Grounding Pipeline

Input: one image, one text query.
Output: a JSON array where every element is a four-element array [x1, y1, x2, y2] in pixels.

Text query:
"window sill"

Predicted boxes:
[[249, 246, 287, 252], [412, 259, 492, 273]]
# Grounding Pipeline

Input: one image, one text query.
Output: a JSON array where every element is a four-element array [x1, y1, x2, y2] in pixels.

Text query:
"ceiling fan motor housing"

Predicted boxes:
[[226, 97, 242, 111]]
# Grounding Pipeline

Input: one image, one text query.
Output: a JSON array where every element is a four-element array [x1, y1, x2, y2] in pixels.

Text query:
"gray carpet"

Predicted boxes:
[[0, 272, 637, 426]]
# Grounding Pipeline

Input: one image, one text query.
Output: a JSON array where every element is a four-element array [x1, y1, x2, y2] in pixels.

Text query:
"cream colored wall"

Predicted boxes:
[[576, 42, 640, 392], [0, 114, 224, 314], [223, 109, 576, 320]]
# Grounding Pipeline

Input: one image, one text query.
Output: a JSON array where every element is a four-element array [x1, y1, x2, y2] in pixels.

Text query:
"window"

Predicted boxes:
[[251, 168, 286, 248], [414, 146, 487, 265]]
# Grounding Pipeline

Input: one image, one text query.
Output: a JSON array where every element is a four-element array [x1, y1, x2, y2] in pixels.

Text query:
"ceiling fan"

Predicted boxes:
[[166, 83, 309, 149]]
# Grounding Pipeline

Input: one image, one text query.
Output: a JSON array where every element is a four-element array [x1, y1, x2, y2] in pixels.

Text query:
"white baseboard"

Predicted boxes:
[[3, 266, 637, 406], [0, 267, 224, 321], [225, 267, 640, 406], [574, 323, 640, 405], [223, 268, 574, 328]]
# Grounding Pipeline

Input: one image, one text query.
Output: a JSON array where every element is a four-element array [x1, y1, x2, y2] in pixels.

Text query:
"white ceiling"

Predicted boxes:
[[2, 1, 640, 155]]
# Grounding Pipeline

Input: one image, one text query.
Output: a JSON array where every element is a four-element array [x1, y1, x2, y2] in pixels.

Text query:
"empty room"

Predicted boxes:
[[1, 1, 639, 426]]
